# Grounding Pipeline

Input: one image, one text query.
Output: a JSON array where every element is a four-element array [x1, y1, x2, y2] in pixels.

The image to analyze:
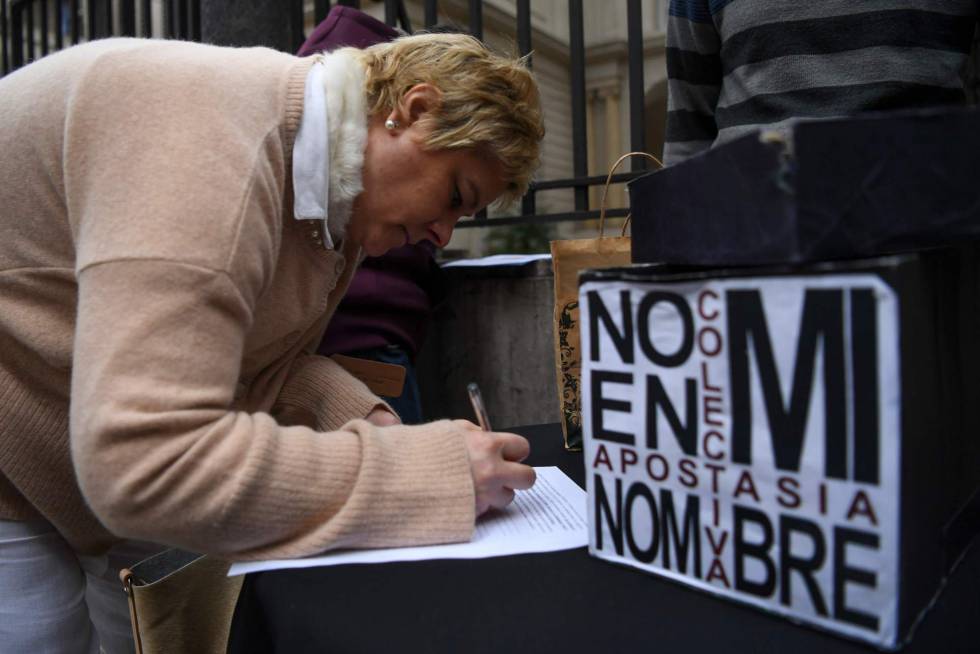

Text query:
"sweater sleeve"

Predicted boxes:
[[64, 44, 474, 559], [664, 0, 722, 165], [71, 259, 474, 559], [272, 354, 396, 431]]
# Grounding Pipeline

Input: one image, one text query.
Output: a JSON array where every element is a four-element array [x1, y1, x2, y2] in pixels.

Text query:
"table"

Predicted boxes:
[[227, 424, 979, 653]]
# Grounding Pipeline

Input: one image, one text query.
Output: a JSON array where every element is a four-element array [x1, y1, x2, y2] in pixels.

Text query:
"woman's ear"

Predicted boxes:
[[398, 83, 442, 127]]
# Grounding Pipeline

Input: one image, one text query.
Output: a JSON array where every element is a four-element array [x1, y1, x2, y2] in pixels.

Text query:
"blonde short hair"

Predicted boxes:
[[351, 32, 544, 204]]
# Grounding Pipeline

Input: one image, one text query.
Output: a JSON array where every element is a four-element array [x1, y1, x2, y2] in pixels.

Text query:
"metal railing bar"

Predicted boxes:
[[55, 0, 63, 49], [516, 0, 530, 61], [530, 170, 649, 192], [568, 0, 588, 211], [140, 0, 150, 36], [424, 0, 436, 28], [191, 0, 200, 41], [315, 0, 329, 25], [1, 0, 8, 75], [290, 0, 304, 52], [69, 0, 78, 44], [337, 0, 360, 9], [516, 0, 534, 217], [468, 0, 481, 40], [469, 0, 484, 220], [179, 0, 187, 39], [396, 0, 411, 34], [627, 0, 647, 171], [40, 0, 48, 56], [384, 0, 396, 26], [11, 0, 22, 69], [25, 0, 32, 61], [104, 0, 113, 40], [172, 0, 182, 39], [520, 190, 536, 220], [120, 0, 135, 36], [85, 0, 94, 39], [179, 0, 188, 38], [455, 207, 631, 229]]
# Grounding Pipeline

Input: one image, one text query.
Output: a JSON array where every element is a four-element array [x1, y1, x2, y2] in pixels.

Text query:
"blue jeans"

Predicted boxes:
[[347, 345, 423, 425]]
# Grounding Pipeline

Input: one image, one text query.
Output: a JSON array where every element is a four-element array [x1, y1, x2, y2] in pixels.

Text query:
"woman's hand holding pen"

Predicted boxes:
[[455, 420, 536, 516]]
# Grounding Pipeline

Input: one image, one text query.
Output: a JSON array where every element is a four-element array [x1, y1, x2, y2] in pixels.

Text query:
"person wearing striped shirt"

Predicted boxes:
[[664, 0, 980, 165]]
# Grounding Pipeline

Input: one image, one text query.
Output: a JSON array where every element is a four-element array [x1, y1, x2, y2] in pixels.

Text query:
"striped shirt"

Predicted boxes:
[[664, 0, 980, 164]]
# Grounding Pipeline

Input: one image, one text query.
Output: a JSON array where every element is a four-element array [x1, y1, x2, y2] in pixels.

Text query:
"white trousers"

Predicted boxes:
[[0, 519, 165, 654]]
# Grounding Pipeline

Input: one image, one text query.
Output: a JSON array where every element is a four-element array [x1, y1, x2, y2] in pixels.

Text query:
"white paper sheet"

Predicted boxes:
[[228, 466, 585, 576], [440, 253, 551, 268]]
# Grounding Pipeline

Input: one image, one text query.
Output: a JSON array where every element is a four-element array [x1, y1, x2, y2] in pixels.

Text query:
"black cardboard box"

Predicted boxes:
[[580, 244, 980, 649], [630, 108, 980, 266]]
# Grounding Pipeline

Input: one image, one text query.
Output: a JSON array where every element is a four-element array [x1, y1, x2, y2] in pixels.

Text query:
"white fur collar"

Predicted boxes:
[[319, 49, 367, 245], [293, 49, 367, 249]]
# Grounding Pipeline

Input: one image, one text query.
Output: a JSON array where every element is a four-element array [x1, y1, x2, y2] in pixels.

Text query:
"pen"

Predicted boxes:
[[467, 382, 492, 432]]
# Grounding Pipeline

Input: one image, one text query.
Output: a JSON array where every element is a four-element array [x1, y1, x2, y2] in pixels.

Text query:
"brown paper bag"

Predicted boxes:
[[551, 152, 662, 450], [120, 550, 242, 654]]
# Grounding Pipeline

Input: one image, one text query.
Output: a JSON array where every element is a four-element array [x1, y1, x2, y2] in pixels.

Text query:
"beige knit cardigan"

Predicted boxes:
[[0, 39, 475, 558]]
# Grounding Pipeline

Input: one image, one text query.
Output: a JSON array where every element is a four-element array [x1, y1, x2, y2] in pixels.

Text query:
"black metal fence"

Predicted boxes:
[[1, 0, 653, 230], [2, 0, 201, 71]]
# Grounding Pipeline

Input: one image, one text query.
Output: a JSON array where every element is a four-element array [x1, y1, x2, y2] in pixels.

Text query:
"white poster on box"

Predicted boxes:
[[580, 274, 900, 648]]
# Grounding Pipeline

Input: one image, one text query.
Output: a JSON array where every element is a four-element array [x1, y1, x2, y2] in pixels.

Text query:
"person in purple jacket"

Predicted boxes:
[[299, 5, 443, 424]]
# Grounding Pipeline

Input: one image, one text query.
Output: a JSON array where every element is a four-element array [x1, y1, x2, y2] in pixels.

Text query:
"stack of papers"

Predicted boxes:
[[228, 466, 585, 576], [441, 253, 551, 268]]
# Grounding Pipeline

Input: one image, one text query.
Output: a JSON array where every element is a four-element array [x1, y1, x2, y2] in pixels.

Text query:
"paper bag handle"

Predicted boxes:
[[598, 151, 664, 239], [120, 568, 146, 654]]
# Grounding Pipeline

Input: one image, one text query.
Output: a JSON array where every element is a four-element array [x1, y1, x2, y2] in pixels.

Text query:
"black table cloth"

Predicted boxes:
[[228, 424, 979, 653]]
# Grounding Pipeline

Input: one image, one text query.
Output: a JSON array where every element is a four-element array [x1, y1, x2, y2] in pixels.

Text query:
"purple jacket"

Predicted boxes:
[[297, 6, 443, 359], [296, 5, 398, 56]]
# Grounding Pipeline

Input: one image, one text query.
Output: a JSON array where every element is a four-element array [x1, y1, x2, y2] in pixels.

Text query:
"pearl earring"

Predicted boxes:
[[385, 118, 398, 130]]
